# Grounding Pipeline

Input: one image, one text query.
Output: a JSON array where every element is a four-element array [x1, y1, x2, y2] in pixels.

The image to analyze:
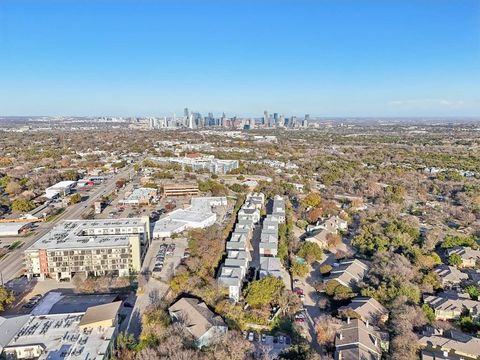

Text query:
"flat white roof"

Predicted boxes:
[[0, 222, 31, 234], [46, 181, 76, 189], [3, 311, 116, 360], [26, 218, 147, 251]]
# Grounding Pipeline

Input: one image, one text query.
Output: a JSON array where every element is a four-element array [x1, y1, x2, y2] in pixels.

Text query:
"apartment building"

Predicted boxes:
[[423, 292, 480, 321], [218, 194, 261, 301], [151, 156, 239, 174], [24, 217, 150, 281], [270, 195, 286, 223]]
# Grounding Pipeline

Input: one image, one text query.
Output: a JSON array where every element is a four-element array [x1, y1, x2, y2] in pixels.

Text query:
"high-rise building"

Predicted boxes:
[[184, 107, 190, 118], [263, 110, 269, 126]]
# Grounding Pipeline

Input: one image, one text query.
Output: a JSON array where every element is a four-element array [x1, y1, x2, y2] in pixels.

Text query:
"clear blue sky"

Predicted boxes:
[[0, 0, 479, 117]]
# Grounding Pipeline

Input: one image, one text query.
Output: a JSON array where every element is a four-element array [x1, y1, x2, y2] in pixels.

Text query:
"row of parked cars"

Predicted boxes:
[[245, 331, 291, 345], [152, 243, 176, 273], [22, 294, 42, 309]]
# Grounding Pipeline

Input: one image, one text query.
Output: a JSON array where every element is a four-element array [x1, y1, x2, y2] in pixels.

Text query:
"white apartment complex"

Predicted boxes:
[[151, 155, 239, 174]]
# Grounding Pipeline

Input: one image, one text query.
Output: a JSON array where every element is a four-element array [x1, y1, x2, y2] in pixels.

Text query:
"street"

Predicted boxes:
[[0, 165, 136, 285]]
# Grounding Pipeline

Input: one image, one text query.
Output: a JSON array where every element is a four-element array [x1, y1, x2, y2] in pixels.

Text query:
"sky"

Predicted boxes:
[[0, 0, 479, 117]]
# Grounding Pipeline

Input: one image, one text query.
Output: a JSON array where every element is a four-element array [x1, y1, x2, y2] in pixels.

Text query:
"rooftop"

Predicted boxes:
[[3, 303, 120, 360], [26, 218, 147, 251]]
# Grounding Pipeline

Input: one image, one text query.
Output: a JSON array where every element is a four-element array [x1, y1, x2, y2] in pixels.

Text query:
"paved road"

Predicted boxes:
[[0, 165, 135, 285]]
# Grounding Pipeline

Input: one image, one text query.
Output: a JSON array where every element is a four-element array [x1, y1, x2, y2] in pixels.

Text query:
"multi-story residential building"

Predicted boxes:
[[418, 328, 480, 360], [338, 297, 389, 325], [169, 297, 228, 348], [334, 318, 389, 360], [151, 156, 239, 174], [447, 247, 480, 268], [270, 195, 286, 223], [326, 259, 369, 289], [24, 217, 150, 281], [424, 292, 480, 321], [433, 264, 469, 287], [259, 257, 282, 279]]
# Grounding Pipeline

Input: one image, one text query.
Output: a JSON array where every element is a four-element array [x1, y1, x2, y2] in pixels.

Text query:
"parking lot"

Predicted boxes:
[[245, 331, 291, 359], [143, 237, 188, 282]]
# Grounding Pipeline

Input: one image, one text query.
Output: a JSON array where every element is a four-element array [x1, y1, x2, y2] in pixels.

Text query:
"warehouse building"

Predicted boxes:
[[45, 181, 77, 199], [152, 196, 226, 238], [24, 217, 150, 281], [0, 222, 32, 237]]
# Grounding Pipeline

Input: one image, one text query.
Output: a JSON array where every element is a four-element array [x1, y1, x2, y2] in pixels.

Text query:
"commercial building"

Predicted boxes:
[[45, 181, 77, 199], [151, 156, 239, 175], [152, 197, 227, 238], [0, 222, 32, 237], [162, 184, 199, 197], [1, 302, 121, 360], [24, 217, 150, 281], [121, 187, 157, 205], [168, 297, 227, 348]]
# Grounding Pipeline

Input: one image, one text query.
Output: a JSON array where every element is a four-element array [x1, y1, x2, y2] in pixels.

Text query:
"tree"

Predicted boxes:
[[465, 285, 480, 300], [315, 315, 342, 348], [448, 253, 462, 267], [324, 280, 355, 300], [290, 262, 309, 278], [11, 198, 35, 212], [5, 181, 22, 195], [301, 192, 321, 209], [319, 264, 333, 276], [62, 169, 79, 181], [70, 193, 81, 204], [297, 242, 323, 264], [244, 276, 284, 307], [441, 235, 477, 249], [0, 287, 14, 312], [208, 331, 254, 360], [422, 303, 436, 323]]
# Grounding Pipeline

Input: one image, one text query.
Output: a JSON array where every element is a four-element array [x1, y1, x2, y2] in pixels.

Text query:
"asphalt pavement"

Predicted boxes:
[[0, 165, 135, 285]]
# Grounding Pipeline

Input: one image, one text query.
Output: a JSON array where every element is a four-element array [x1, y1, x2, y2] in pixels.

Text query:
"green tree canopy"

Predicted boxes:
[[11, 198, 35, 212], [244, 276, 284, 307], [0, 287, 14, 312], [297, 242, 323, 264]]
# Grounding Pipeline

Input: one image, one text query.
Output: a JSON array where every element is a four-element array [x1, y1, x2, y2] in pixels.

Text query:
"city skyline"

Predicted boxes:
[[1, 0, 479, 117]]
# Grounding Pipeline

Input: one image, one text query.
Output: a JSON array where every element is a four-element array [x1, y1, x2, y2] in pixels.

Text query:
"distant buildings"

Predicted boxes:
[[151, 155, 239, 175], [168, 297, 227, 348], [24, 217, 150, 280]]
